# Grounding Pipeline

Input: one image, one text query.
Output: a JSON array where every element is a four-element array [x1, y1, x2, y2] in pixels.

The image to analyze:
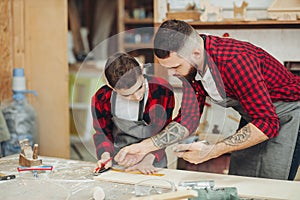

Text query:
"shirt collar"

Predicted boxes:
[[195, 72, 202, 81]]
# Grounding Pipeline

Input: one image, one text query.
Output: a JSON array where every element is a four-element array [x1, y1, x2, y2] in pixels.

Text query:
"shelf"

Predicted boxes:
[[118, 0, 155, 63], [123, 42, 153, 49], [154, 20, 300, 29], [187, 20, 300, 29], [124, 18, 154, 24]]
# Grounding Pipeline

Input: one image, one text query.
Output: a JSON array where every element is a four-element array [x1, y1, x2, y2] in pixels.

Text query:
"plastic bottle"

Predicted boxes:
[[0, 68, 38, 156]]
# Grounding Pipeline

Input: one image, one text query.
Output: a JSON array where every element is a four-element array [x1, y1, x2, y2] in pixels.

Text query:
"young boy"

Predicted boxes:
[[92, 52, 175, 174]]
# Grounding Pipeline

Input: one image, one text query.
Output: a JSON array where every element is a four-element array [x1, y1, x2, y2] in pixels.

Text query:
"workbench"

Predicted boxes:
[[1, 155, 300, 200]]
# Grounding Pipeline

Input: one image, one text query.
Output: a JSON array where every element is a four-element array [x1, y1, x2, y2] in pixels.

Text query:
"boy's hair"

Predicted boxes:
[[105, 52, 142, 89], [153, 19, 194, 59]]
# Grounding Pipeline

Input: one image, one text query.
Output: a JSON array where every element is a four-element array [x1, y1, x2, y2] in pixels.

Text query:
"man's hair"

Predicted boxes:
[[105, 52, 142, 89], [153, 19, 194, 59]]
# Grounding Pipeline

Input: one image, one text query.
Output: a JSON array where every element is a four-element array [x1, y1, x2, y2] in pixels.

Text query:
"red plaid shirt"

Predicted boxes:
[[92, 76, 175, 160], [176, 35, 300, 138]]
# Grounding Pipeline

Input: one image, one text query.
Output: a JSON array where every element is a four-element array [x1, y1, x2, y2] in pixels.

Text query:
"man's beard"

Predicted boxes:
[[184, 65, 198, 82]]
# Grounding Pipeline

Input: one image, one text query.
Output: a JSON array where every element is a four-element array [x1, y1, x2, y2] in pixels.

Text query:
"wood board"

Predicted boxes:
[[24, 0, 70, 158], [0, 0, 13, 100], [95, 168, 300, 200], [166, 11, 200, 21]]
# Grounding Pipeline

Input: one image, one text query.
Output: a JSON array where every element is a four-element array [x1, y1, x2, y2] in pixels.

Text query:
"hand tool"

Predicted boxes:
[[178, 180, 215, 189], [17, 165, 53, 177], [0, 173, 16, 181]]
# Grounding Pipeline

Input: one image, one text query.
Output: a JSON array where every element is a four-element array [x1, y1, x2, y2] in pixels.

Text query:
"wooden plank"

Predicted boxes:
[[24, 0, 69, 158], [0, 0, 12, 101], [123, 18, 153, 24], [95, 168, 300, 199], [94, 169, 172, 187], [91, 0, 117, 58], [118, 0, 125, 51]]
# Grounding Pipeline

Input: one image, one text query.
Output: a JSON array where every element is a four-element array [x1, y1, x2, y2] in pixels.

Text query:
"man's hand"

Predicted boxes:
[[125, 154, 157, 175], [114, 121, 190, 167], [173, 142, 216, 164], [174, 123, 269, 165], [114, 139, 155, 166]]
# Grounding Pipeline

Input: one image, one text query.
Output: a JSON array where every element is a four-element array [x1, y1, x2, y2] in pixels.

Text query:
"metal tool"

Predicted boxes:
[[178, 180, 215, 189], [178, 180, 241, 199], [178, 135, 199, 144], [174, 138, 209, 152], [0, 173, 16, 181]]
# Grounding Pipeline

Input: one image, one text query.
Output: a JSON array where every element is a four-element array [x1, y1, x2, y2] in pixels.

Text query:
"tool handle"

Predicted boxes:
[[0, 174, 16, 181], [17, 165, 53, 172], [95, 157, 113, 172], [101, 157, 113, 167]]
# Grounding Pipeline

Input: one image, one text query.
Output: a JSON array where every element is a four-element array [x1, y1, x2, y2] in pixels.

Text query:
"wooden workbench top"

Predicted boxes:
[[0, 155, 133, 200], [1, 155, 300, 199]]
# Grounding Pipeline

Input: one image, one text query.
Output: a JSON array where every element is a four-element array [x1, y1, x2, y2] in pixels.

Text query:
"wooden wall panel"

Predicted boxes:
[[0, 0, 12, 101], [0, 0, 70, 158], [11, 0, 25, 69], [24, 0, 69, 158]]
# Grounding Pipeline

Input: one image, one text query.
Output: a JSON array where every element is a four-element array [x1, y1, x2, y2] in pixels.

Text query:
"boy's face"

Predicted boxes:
[[114, 75, 145, 101]]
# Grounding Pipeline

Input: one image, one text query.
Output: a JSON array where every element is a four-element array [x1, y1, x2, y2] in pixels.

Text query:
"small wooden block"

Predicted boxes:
[[19, 154, 42, 167], [166, 11, 200, 21]]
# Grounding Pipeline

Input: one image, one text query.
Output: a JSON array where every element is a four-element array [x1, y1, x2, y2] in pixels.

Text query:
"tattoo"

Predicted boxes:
[[224, 125, 251, 146], [151, 122, 188, 148]]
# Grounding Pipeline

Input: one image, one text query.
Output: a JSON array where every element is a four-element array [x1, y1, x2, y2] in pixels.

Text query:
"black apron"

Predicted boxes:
[[214, 97, 300, 180]]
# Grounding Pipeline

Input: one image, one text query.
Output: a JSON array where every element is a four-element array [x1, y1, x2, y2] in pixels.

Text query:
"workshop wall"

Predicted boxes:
[[0, 0, 70, 158], [0, 0, 13, 101]]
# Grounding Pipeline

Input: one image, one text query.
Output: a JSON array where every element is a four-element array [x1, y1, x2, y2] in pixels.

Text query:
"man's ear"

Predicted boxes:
[[188, 48, 202, 66], [192, 48, 202, 59]]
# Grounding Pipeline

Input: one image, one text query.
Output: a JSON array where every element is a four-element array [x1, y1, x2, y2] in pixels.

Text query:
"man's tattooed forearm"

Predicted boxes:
[[224, 125, 251, 146], [151, 122, 188, 148]]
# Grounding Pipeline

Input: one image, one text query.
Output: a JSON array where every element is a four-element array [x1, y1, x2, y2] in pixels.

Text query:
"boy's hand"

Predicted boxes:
[[94, 152, 112, 173]]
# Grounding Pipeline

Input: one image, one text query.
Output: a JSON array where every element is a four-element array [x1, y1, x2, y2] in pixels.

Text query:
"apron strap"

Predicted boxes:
[[200, 35, 207, 67], [111, 91, 117, 116], [138, 96, 145, 121]]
